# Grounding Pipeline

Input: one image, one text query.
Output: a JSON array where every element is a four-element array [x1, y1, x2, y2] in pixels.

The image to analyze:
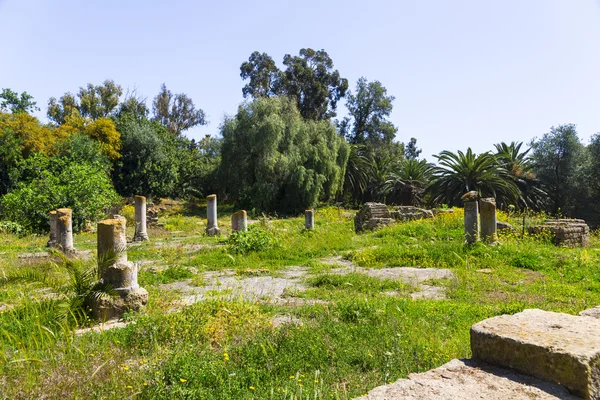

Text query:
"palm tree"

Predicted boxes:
[[342, 144, 374, 206], [428, 148, 519, 206], [379, 158, 433, 205], [494, 142, 547, 210]]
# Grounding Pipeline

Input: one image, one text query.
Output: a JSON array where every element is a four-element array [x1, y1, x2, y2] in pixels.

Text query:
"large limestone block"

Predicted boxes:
[[360, 359, 578, 400], [471, 309, 600, 399]]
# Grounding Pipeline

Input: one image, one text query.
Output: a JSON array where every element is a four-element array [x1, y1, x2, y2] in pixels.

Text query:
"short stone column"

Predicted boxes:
[[480, 198, 497, 244], [133, 195, 149, 242], [305, 209, 315, 230], [462, 191, 479, 244], [93, 216, 148, 321], [47, 210, 58, 248], [205, 194, 221, 236], [56, 208, 75, 254], [232, 210, 248, 232]]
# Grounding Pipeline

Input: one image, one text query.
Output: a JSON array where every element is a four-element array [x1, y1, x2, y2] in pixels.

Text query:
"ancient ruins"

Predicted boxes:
[[231, 210, 248, 232], [133, 195, 149, 242], [529, 218, 590, 247], [205, 194, 221, 236], [92, 216, 148, 320]]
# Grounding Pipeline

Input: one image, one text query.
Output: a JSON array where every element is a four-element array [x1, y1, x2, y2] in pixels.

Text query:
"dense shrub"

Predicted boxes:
[[0, 159, 118, 233], [227, 225, 276, 254]]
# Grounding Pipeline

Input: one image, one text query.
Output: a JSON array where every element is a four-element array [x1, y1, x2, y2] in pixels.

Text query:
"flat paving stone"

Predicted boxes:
[[471, 309, 600, 399], [161, 267, 309, 305], [360, 359, 578, 400], [75, 320, 132, 335]]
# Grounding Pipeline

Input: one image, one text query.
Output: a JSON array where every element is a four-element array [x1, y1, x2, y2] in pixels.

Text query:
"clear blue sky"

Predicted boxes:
[[1, 0, 599, 159]]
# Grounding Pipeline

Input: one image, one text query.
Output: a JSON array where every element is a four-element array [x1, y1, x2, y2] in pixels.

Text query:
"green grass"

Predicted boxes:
[[0, 205, 599, 398]]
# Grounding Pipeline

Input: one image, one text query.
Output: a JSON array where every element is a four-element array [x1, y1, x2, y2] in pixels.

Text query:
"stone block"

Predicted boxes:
[[390, 206, 434, 222], [471, 309, 600, 399], [354, 203, 393, 233]]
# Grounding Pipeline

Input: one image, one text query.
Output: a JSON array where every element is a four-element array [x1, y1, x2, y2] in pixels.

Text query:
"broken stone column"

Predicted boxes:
[[133, 195, 149, 242], [56, 208, 75, 254], [205, 194, 220, 236], [480, 198, 497, 244], [47, 210, 58, 248], [93, 216, 148, 321], [231, 210, 248, 232], [462, 191, 479, 244], [305, 209, 315, 230]]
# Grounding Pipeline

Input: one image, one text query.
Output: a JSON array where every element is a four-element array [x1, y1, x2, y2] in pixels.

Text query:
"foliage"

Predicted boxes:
[[0, 254, 117, 324], [404, 137, 422, 160], [220, 97, 348, 214], [0, 111, 63, 157], [342, 144, 374, 206], [55, 115, 121, 161], [47, 80, 123, 124], [343, 77, 397, 148], [494, 141, 547, 210], [55, 133, 111, 171], [175, 135, 221, 199], [0, 128, 24, 195], [112, 116, 179, 198], [226, 225, 276, 254], [240, 51, 280, 98], [428, 148, 519, 206], [0, 88, 39, 114], [529, 124, 587, 215], [380, 158, 434, 205], [0, 220, 25, 236], [0, 159, 119, 232], [152, 83, 207, 135], [240, 48, 348, 120]]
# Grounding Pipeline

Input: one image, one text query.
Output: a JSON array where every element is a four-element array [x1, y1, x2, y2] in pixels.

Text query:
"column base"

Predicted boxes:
[[206, 227, 221, 236], [91, 287, 148, 322]]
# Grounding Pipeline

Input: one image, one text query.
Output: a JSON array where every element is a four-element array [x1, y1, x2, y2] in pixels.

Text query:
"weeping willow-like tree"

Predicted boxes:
[[219, 96, 349, 214]]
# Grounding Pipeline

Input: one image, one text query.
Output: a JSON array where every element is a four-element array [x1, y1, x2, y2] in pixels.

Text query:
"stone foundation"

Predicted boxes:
[[354, 203, 394, 233], [389, 206, 434, 221], [528, 219, 590, 247]]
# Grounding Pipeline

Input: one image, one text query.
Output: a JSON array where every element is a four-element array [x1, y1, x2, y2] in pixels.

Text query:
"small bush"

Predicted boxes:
[[226, 225, 275, 254], [0, 220, 26, 236]]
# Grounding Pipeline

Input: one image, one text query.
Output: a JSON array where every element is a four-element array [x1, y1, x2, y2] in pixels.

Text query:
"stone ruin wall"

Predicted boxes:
[[528, 219, 590, 247]]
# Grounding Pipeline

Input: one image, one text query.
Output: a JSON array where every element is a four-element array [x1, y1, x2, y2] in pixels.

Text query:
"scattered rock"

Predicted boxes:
[[476, 268, 493, 274], [497, 221, 514, 231], [271, 314, 303, 328], [75, 320, 132, 336], [579, 306, 600, 319]]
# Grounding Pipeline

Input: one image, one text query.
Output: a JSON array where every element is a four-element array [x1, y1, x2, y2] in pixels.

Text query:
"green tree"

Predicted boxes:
[[220, 97, 348, 214], [175, 135, 221, 199], [342, 144, 374, 206], [404, 138, 422, 160], [240, 52, 280, 98], [585, 134, 600, 226], [0, 88, 39, 114], [380, 158, 433, 205], [47, 80, 123, 124], [494, 141, 546, 210], [112, 117, 179, 198], [428, 148, 519, 206], [240, 48, 348, 121], [529, 124, 586, 215], [0, 159, 118, 233], [0, 129, 24, 195], [344, 77, 397, 147], [152, 83, 207, 135]]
